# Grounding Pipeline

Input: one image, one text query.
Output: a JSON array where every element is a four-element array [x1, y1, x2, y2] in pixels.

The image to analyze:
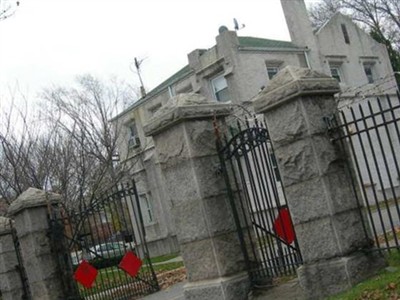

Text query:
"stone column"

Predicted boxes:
[[253, 66, 384, 299], [144, 94, 250, 300], [0, 217, 25, 300], [8, 188, 66, 300]]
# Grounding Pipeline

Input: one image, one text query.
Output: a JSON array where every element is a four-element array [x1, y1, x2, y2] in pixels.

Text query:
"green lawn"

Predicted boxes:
[[329, 251, 400, 300], [149, 253, 180, 264], [76, 254, 183, 298]]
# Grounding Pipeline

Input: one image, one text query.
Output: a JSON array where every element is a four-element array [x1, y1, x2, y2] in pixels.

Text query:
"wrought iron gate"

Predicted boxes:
[[48, 181, 159, 300], [215, 118, 302, 286]]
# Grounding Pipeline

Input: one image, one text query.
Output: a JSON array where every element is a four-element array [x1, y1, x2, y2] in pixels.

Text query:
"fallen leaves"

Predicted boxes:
[[156, 267, 187, 290]]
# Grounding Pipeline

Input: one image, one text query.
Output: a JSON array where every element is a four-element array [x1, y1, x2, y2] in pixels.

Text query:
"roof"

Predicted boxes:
[[111, 36, 301, 121], [145, 64, 192, 99], [110, 64, 193, 121], [238, 36, 301, 49]]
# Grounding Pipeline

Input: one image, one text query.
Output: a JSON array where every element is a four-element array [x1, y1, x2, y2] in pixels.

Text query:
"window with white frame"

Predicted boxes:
[[329, 65, 342, 82], [211, 74, 230, 102], [266, 66, 279, 80], [127, 121, 140, 148], [363, 63, 375, 83], [140, 195, 154, 225]]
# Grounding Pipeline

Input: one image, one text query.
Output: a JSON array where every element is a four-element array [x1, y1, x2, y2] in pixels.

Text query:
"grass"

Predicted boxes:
[[329, 251, 400, 300], [149, 252, 180, 264], [76, 255, 184, 298]]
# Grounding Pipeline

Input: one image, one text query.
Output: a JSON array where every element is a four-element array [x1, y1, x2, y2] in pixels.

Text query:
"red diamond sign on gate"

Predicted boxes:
[[273, 207, 296, 244], [74, 260, 98, 288], [119, 251, 142, 277]]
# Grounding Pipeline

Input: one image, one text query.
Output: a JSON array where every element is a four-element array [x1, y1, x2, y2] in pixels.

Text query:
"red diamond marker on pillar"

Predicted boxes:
[[74, 260, 98, 288], [119, 251, 142, 277]]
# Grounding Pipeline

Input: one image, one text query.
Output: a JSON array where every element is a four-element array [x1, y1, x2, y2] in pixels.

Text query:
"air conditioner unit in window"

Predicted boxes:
[[128, 136, 141, 148]]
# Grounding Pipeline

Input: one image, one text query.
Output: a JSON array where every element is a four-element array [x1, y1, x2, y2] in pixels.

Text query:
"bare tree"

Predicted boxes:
[[41, 75, 138, 209], [0, 92, 57, 203], [0, 75, 138, 211]]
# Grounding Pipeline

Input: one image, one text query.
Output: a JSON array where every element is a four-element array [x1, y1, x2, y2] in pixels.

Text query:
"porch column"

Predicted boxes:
[[144, 94, 251, 300], [8, 188, 67, 300], [253, 66, 385, 299]]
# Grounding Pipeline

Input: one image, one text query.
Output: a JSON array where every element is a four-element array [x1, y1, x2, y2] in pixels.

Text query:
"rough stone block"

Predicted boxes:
[[265, 100, 308, 146], [333, 209, 372, 254], [323, 170, 360, 214], [172, 199, 209, 243], [153, 123, 189, 164], [300, 95, 338, 135], [181, 239, 219, 281], [184, 120, 219, 157], [191, 156, 227, 199], [13, 207, 49, 236], [8, 187, 60, 217], [0, 251, 19, 272], [295, 218, 341, 263], [212, 232, 247, 276], [0, 270, 23, 291], [345, 251, 386, 285], [309, 134, 342, 175], [162, 156, 226, 203], [161, 160, 200, 204], [297, 252, 385, 299], [184, 273, 250, 300], [203, 195, 236, 236], [185, 281, 224, 300], [275, 138, 319, 187], [18, 231, 55, 258], [0, 234, 15, 253], [1, 288, 25, 300], [23, 254, 58, 283], [30, 277, 64, 300], [285, 177, 330, 224]]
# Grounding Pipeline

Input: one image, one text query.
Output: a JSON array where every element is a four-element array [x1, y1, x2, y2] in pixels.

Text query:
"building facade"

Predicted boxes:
[[111, 0, 397, 256]]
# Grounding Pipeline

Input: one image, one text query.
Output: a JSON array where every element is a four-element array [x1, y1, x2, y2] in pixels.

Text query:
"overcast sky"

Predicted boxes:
[[0, 0, 319, 104]]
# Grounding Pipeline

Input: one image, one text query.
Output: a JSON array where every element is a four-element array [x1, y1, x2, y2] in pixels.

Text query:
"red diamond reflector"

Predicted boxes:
[[74, 260, 98, 288], [119, 251, 142, 277], [273, 207, 295, 244]]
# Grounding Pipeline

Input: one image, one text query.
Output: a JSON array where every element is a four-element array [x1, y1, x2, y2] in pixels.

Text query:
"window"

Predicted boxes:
[[330, 66, 342, 82], [364, 63, 375, 83], [266, 66, 279, 80], [127, 122, 140, 148], [140, 195, 154, 225], [211, 74, 230, 102], [341, 24, 350, 44]]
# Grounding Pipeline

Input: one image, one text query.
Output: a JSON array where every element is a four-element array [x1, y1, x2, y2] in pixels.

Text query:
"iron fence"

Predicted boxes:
[[326, 91, 400, 252], [48, 181, 159, 300]]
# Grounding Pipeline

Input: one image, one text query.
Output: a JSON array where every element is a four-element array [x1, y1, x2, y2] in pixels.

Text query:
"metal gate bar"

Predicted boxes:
[[326, 91, 400, 252], [216, 117, 302, 286]]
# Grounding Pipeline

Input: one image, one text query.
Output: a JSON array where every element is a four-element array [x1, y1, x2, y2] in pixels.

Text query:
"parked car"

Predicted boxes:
[[89, 242, 126, 260]]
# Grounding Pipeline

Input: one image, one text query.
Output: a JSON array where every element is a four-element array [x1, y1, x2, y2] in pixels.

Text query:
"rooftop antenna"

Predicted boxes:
[[0, 0, 20, 21], [130, 57, 147, 98], [233, 18, 245, 31]]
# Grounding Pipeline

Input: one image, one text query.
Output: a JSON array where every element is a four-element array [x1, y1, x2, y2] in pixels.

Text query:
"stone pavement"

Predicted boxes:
[[140, 278, 306, 300]]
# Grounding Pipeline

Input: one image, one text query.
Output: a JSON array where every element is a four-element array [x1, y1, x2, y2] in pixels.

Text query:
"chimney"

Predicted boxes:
[[280, 0, 323, 72]]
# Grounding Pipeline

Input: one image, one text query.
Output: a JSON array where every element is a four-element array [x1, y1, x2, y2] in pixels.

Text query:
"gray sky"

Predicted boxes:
[[0, 0, 319, 103]]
